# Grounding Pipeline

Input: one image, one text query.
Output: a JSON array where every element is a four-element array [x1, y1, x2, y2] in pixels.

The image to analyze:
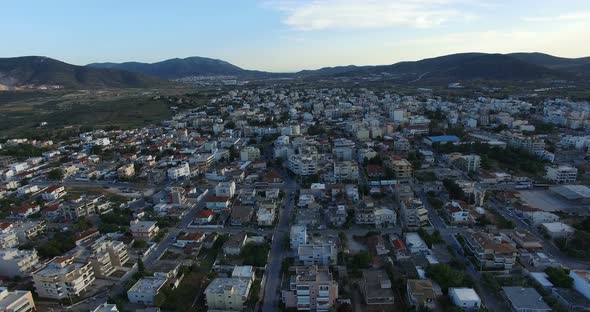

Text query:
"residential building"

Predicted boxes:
[[541, 222, 574, 239], [333, 161, 359, 182], [215, 181, 236, 198], [361, 270, 395, 305], [32, 257, 95, 299], [0, 287, 36, 312], [91, 303, 119, 312], [297, 242, 336, 266], [117, 164, 135, 178], [240, 146, 261, 162], [129, 220, 159, 240], [374, 208, 396, 228], [444, 201, 470, 224], [206, 196, 231, 211], [502, 287, 551, 312], [400, 199, 429, 227], [290, 225, 308, 250], [41, 185, 66, 201], [454, 155, 481, 173], [570, 270, 590, 300], [449, 288, 481, 310], [0, 248, 39, 277], [0, 224, 19, 249], [463, 232, 518, 271], [545, 165, 578, 184], [223, 233, 248, 256], [282, 266, 338, 311], [288, 155, 318, 176], [205, 277, 252, 311], [127, 276, 168, 306], [333, 138, 355, 161], [167, 162, 191, 180], [552, 287, 590, 311], [404, 232, 429, 254], [385, 157, 413, 182], [407, 279, 438, 310]]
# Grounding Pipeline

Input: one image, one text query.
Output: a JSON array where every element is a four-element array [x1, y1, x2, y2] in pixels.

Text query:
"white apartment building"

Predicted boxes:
[[0, 248, 39, 278], [127, 276, 168, 306], [333, 138, 355, 161], [167, 162, 191, 180], [130, 220, 159, 240], [32, 257, 95, 299], [215, 181, 236, 198], [290, 225, 308, 250], [0, 287, 36, 312], [240, 146, 261, 162], [455, 155, 481, 173], [205, 277, 252, 311], [288, 155, 318, 176], [297, 243, 337, 266], [545, 165, 578, 184]]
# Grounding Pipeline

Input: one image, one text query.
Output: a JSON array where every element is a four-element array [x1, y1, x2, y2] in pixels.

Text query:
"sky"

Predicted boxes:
[[3, 0, 590, 72]]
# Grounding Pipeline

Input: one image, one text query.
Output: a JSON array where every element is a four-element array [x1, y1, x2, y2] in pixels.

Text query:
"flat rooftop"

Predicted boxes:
[[502, 287, 550, 310], [128, 276, 167, 294]]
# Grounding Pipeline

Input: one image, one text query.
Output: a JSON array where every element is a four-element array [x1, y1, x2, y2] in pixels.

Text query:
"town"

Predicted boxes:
[[0, 86, 590, 312]]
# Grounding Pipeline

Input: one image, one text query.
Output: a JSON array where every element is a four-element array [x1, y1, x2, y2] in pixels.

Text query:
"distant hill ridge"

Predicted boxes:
[[0, 56, 162, 89], [1, 52, 589, 89]]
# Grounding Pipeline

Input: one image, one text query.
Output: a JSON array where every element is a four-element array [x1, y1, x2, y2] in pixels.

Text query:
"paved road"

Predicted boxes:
[[261, 176, 297, 312], [144, 186, 213, 267]]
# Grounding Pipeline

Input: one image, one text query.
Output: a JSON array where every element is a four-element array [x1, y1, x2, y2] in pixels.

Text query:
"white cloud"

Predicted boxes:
[[264, 0, 476, 31], [523, 11, 590, 22]]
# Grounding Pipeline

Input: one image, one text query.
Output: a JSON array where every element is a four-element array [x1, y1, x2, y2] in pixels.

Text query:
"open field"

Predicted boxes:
[[0, 88, 210, 138]]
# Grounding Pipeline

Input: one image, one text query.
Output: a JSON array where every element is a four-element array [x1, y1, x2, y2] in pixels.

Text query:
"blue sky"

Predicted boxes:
[[3, 0, 590, 72]]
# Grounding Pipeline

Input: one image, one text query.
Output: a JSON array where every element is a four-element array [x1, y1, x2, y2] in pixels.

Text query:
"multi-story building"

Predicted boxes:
[[333, 138, 355, 161], [454, 155, 481, 173], [41, 185, 66, 201], [129, 220, 159, 240], [127, 276, 168, 306], [288, 155, 318, 176], [463, 232, 518, 271], [400, 199, 429, 228], [0, 224, 19, 249], [71, 236, 129, 278], [333, 161, 359, 182], [240, 146, 261, 162], [545, 165, 578, 184], [167, 162, 191, 180], [0, 287, 36, 312], [205, 277, 252, 311], [32, 257, 95, 299], [504, 133, 545, 154], [117, 164, 135, 178], [297, 242, 336, 266], [0, 248, 39, 278], [290, 225, 308, 250], [282, 266, 338, 311], [385, 157, 413, 182], [215, 181, 236, 198]]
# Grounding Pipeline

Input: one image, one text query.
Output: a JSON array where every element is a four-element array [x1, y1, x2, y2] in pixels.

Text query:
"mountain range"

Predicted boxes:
[[0, 56, 161, 90], [1, 52, 589, 89]]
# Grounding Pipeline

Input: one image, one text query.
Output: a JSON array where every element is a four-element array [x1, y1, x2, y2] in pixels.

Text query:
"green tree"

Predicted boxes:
[[545, 267, 573, 288], [47, 168, 64, 181]]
